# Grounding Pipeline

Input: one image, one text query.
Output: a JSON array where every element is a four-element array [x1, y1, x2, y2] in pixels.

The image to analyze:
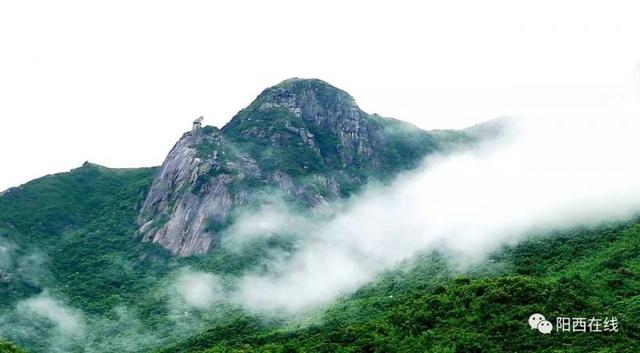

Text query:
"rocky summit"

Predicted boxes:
[[137, 78, 504, 256]]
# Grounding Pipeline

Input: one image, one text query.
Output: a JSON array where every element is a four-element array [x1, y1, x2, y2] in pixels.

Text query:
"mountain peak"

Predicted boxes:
[[220, 78, 372, 174], [242, 77, 358, 114], [222, 78, 363, 142], [139, 78, 500, 256], [271, 77, 352, 95], [274, 77, 328, 86]]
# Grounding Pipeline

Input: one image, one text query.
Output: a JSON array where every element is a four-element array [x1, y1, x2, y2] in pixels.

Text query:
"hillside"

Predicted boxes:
[[149, 219, 640, 353], [1, 79, 636, 353]]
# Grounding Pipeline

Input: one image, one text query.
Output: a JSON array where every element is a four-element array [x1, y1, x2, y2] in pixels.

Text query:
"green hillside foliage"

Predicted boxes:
[[0, 164, 168, 314], [0, 339, 24, 353]]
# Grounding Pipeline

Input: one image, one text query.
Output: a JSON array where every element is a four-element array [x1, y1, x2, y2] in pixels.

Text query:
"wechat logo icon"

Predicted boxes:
[[529, 313, 553, 334]]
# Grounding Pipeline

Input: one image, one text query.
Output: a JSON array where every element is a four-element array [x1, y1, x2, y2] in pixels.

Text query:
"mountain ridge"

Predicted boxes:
[[137, 78, 509, 256]]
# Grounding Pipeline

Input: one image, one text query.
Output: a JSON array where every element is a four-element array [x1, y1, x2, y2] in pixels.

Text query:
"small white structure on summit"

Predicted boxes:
[[193, 116, 204, 131]]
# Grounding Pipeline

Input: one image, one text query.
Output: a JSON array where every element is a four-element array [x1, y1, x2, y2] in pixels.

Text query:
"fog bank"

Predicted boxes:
[[226, 95, 640, 314]]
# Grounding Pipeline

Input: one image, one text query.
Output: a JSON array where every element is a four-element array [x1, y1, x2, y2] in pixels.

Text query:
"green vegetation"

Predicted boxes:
[[0, 339, 24, 353], [369, 115, 442, 177], [223, 107, 327, 176], [0, 164, 168, 315]]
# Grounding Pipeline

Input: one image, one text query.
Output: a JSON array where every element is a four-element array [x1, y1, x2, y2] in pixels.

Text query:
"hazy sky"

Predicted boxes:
[[1, 1, 640, 190]]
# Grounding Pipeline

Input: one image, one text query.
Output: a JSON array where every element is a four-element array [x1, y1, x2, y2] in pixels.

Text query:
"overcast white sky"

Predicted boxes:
[[1, 1, 640, 190]]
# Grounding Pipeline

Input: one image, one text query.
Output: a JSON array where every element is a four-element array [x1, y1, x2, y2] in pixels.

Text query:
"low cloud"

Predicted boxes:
[[3, 291, 196, 353], [225, 93, 640, 314], [0, 241, 13, 270], [18, 294, 84, 334], [220, 196, 330, 251], [173, 270, 224, 309]]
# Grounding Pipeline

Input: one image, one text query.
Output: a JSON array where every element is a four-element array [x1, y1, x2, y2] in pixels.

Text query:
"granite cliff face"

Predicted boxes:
[[138, 78, 506, 256], [137, 129, 235, 255]]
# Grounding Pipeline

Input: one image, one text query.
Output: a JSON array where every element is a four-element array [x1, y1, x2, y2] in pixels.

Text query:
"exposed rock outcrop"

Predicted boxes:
[[138, 129, 235, 255], [0, 187, 23, 198]]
